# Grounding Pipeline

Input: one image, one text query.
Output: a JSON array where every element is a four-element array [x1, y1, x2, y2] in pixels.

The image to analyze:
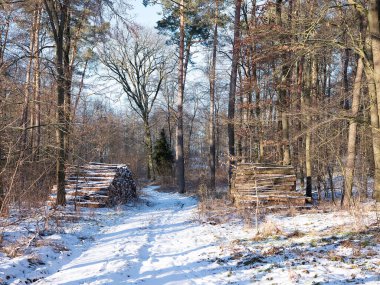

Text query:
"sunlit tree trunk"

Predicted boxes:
[[275, 0, 290, 165], [32, 3, 42, 160], [228, 0, 242, 190], [176, 0, 185, 193], [21, 10, 39, 152], [303, 57, 315, 199], [208, 0, 218, 191], [369, 0, 380, 202], [0, 14, 10, 211], [44, 0, 72, 205], [144, 117, 155, 181], [343, 58, 363, 206]]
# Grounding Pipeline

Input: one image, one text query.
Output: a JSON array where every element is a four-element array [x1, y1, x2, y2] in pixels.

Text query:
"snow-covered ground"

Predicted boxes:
[[0, 186, 379, 284]]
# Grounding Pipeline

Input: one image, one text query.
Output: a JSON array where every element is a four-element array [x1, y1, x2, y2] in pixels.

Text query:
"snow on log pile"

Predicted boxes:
[[231, 163, 306, 209], [50, 162, 136, 208]]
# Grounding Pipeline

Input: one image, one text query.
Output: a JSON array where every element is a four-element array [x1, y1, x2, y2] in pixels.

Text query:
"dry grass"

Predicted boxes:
[[35, 239, 68, 252], [284, 206, 298, 217], [348, 204, 374, 232], [319, 204, 377, 238], [286, 229, 305, 238], [327, 250, 346, 262], [253, 220, 284, 241], [1, 233, 39, 258], [27, 253, 45, 266], [0, 206, 84, 259], [197, 183, 236, 225], [341, 240, 355, 248], [197, 198, 235, 225], [261, 246, 284, 256]]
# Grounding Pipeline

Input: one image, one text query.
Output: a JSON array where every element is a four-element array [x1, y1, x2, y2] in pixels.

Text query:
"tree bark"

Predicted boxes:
[[343, 58, 363, 206], [275, 0, 291, 165], [304, 58, 315, 199], [176, 0, 185, 193], [32, 3, 42, 160], [228, 0, 242, 190], [208, 0, 218, 191], [44, 0, 72, 206], [21, 9, 39, 152], [144, 118, 155, 181], [369, 0, 380, 202], [364, 58, 380, 203], [63, 4, 72, 164]]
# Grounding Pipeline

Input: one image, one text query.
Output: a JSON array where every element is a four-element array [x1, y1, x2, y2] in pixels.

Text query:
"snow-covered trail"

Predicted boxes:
[[36, 186, 240, 285], [3, 186, 379, 284]]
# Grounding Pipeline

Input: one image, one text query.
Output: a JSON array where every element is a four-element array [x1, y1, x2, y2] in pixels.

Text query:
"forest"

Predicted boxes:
[[0, 0, 380, 284]]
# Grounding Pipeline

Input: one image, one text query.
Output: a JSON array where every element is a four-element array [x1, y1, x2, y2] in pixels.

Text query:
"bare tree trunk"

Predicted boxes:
[[364, 61, 380, 203], [164, 83, 173, 147], [44, 0, 71, 205], [176, 0, 185, 193], [32, 3, 42, 160], [208, 0, 218, 191], [304, 58, 314, 199], [22, 12, 38, 151], [276, 0, 290, 165], [187, 99, 198, 166], [21, 53, 32, 150], [237, 69, 243, 160], [369, 0, 380, 117], [56, 52, 67, 206], [369, 0, 380, 202], [0, 16, 9, 210], [343, 58, 363, 206], [64, 11, 72, 165], [72, 59, 88, 122], [250, 0, 261, 163], [144, 118, 155, 181], [327, 165, 335, 204], [228, 0, 242, 190], [183, 37, 192, 92], [254, 62, 262, 163]]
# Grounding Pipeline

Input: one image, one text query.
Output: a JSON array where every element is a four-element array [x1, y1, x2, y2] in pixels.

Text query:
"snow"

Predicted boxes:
[[1, 186, 379, 284]]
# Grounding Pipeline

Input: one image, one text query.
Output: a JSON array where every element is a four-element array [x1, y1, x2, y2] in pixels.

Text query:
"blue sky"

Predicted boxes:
[[131, 0, 162, 28]]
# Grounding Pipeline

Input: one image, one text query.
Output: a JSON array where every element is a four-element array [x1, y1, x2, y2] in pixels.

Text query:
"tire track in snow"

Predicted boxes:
[[132, 192, 195, 284]]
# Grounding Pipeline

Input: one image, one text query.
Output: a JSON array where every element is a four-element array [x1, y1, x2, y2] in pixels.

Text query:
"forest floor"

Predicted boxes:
[[0, 186, 379, 284]]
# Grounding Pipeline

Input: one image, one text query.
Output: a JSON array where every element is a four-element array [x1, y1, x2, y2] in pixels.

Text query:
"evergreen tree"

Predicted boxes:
[[153, 129, 174, 176]]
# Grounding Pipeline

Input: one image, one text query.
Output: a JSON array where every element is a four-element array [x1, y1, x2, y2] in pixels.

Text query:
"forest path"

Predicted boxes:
[[36, 186, 229, 285], [15, 186, 380, 284]]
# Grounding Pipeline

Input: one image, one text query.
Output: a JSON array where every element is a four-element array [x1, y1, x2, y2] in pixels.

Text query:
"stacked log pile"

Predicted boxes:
[[50, 162, 136, 208], [108, 166, 137, 205], [231, 163, 306, 209]]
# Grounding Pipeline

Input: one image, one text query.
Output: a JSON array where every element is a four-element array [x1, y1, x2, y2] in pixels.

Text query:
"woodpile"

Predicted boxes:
[[50, 162, 136, 208], [231, 163, 306, 209]]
